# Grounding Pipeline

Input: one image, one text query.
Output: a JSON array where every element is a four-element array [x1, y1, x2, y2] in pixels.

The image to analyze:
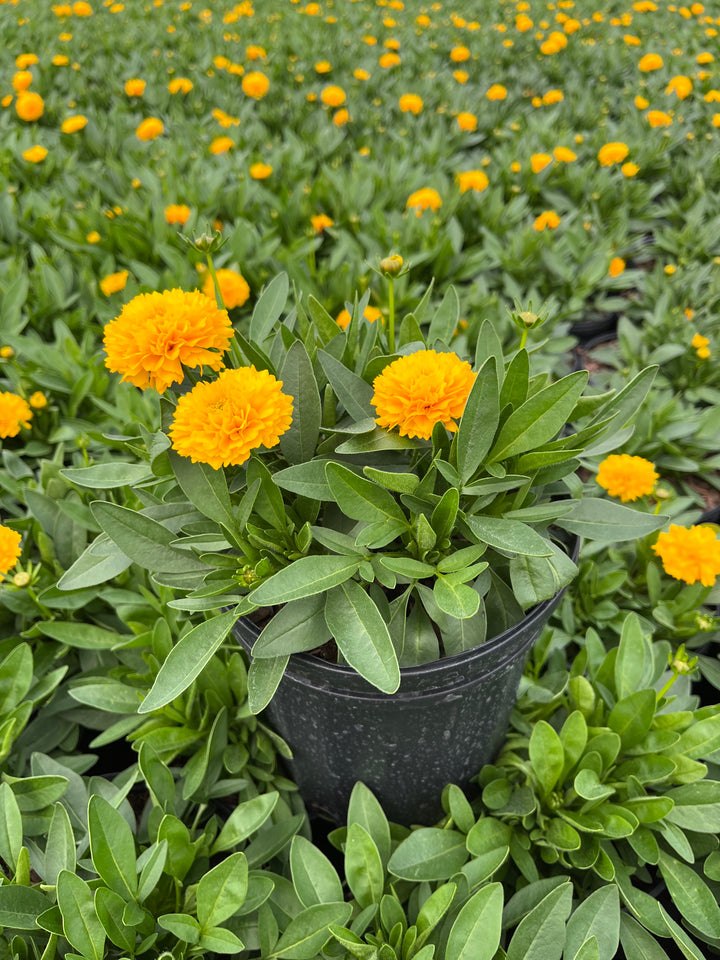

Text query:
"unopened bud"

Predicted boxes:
[[518, 311, 538, 327], [238, 565, 258, 587], [12, 572, 30, 587], [380, 254, 403, 277]]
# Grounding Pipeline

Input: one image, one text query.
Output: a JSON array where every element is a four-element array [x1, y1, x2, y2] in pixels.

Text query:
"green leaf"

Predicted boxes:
[[572, 939, 600, 960], [88, 795, 137, 899], [157, 913, 201, 944], [36, 621, 127, 650], [674, 713, 720, 760], [318, 349, 375, 421], [198, 926, 246, 953], [210, 792, 280, 854], [197, 852, 248, 928], [290, 835, 344, 907], [247, 655, 289, 714], [252, 595, 331, 658], [57, 533, 132, 591], [363, 466, 419, 494], [325, 581, 400, 693], [619, 914, 672, 960], [615, 613, 654, 700], [270, 902, 353, 959], [0, 886, 50, 930], [660, 904, 707, 960], [446, 882, 503, 960], [666, 782, 720, 832], [326, 462, 406, 524], [347, 782, 391, 870], [345, 823, 385, 908], [274, 460, 335, 500], [464, 514, 553, 557], [434, 577, 480, 619], [416, 882, 457, 939], [388, 828, 468, 881], [168, 449, 237, 531], [251, 555, 362, 606], [607, 690, 656, 748], [60, 462, 153, 489], [428, 286, 459, 344], [401, 599, 440, 665], [555, 499, 667, 542], [0, 645, 31, 715], [280, 340, 322, 464], [95, 888, 136, 953], [456, 356, 499, 484], [137, 839, 168, 902], [0, 783, 22, 870], [565, 886, 620, 960], [140, 609, 241, 713], [658, 851, 720, 938], [91, 501, 208, 573], [250, 272, 289, 343], [44, 803, 76, 885], [529, 721, 564, 796], [505, 882, 572, 960], [488, 371, 588, 462], [57, 871, 106, 960]]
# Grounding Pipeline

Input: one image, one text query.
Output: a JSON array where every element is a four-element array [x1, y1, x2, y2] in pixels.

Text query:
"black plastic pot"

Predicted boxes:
[[234, 584, 568, 827], [569, 312, 618, 344]]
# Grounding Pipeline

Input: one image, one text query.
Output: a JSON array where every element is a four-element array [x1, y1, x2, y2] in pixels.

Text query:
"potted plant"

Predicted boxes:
[[60, 242, 667, 824]]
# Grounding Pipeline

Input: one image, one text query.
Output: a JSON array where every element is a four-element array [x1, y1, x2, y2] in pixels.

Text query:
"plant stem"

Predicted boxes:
[[388, 277, 396, 353], [519, 327, 528, 351]]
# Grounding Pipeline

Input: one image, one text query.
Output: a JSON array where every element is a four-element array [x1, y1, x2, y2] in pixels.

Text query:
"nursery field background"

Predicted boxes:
[[2, 0, 720, 958]]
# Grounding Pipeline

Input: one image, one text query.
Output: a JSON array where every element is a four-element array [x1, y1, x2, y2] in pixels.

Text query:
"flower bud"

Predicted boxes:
[[12, 572, 30, 587], [380, 254, 403, 277], [518, 311, 538, 327]]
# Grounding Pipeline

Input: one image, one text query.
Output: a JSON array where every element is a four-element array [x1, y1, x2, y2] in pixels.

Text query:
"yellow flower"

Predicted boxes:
[[169, 366, 293, 468], [242, 71, 269, 99], [553, 146, 577, 162], [246, 45, 266, 60], [321, 85, 346, 107], [487, 84, 507, 100], [697, 346, 711, 360], [210, 136, 234, 155], [61, 114, 87, 133], [372, 349, 476, 440], [622, 161, 640, 177], [598, 142, 629, 165], [364, 305, 382, 323], [516, 13, 533, 31], [86, 231, 101, 243], [0, 393, 33, 438], [450, 45, 470, 63], [653, 525, 720, 586], [104, 288, 233, 392], [249, 162, 272, 179], [165, 204, 191, 226], [664, 264, 676, 275], [543, 89, 564, 104], [315, 60, 332, 73], [136, 117, 164, 141], [406, 187, 442, 215], [311, 213, 334, 233], [0, 347, 14, 359], [635, 95, 649, 109], [15, 92, 44, 121], [12, 71, 33, 93], [16, 54, 38, 69], [534, 210, 561, 230], [333, 108, 349, 126], [336, 308, 351, 330], [379, 52, 401, 68], [212, 108, 240, 128], [125, 78, 146, 97], [100, 270, 129, 297], [648, 110, 672, 128], [609, 257, 626, 277], [639, 53, 663, 71], [666, 75, 692, 99], [531, 152, 553, 173], [73, 1, 92, 14], [168, 77, 193, 94], [399, 93, 423, 114], [0, 524, 22, 580], [457, 170, 489, 193], [453, 70, 468, 84], [202, 268, 250, 309], [354, 69, 370, 81], [456, 112, 478, 132], [29, 391, 47, 409], [22, 145, 47, 163], [596, 454, 658, 502]]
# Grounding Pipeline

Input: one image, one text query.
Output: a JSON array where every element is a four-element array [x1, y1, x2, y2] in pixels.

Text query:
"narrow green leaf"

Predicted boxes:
[[291, 835, 344, 907], [446, 882, 503, 960], [456, 356, 499, 484], [270, 902, 353, 959], [60, 462, 153, 489], [0, 783, 22, 870], [250, 272, 289, 343], [325, 581, 400, 694], [619, 914, 671, 960], [197, 852, 248, 928], [326, 462, 406, 524], [91, 501, 207, 574], [168, 449, 237, 531], [388, 828, 468, 881], [210, 792, 279, 854], [345, 823, 385, 909], [658, 851, 720, 938], [247, 654, 289, 714], [555, 499, 667, 543], [565, 886, 620, 960], [0, 886, 50, 930], [44, 803, 76, 885], [252, 595, 331, 658], [464, 515, 553, 557], [505, 882, 572, 960], [529, 721, 564, 796], [280, 340, 322, 464], [251, 555, 362, 606], [88, 795, 137, 899], [57, 871, 106, 960], [318, 349, 375, 421]]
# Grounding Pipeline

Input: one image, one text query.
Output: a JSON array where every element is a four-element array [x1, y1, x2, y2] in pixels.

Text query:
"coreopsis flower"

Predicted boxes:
[[487, 84, 507, 100], [87, 231, 101, 243], [531, 152, 552, 173], [1, 96, 13, 109], [61, 114, 87, 133], [0, 393, 33, 438], [692, 332, 710, 359], [639, 53, 663, 71], [210, 136, 233, 155], [453, 70, 468, 84], [73, 1, 92, 14], [165, 204, 191, 226], [647, 110, 672, 127], [0, 348, 14, 359], [622, 162, 640, 177], [321, 85, 346, 107], [456, 112, 478, 131], [596, 454, 658, 501], [698, 52, 714, 64], [534, 210, 561, 231], [202, 269, 250, 309], [541, 32, 568, 53], [666, 75, 692, 99], [22, 145, 47, 163], [124, 78, 146, 97], [12, 71, 33, 92], [554, 146, 577, 162], [598, 142, 629, 165], [457, 170, 489, 193], [100, 270, 129, 297], [249, 162, 272, 179], [29, 391, 47, 409], [315, 60, 332, 73], [16, 54, 38, 69], [406, 187, 442, 215], [653, 525, 720, 586], [364, 305, 381, 322], [543, 89, 564, 104], [372, 349, 476, 440], [169, 366, 293, 468], [379, 53, 401, 68], [212, 108, 240, 128], [399, 93, 423, 114], [515, 13, 533, 30], [609, 257, 626, 277], [333, 109, 349, 126], [136, 117, 164, 141], [336, 308, 351, 330], [311, 213, 334, 233], [168, 77, 193, 94], [242, 71, 269, 98], [246, 45, 266, 60], [104, 289, 233, 392], [0, 524, 22, 580], [635, 95, 649, 109], [15, 92, 44, 121], [450, 45, 470, 62], [354, 69, 370, 81]]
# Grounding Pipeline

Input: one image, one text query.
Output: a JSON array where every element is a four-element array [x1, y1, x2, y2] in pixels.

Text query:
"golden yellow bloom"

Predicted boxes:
[[450, 45, 470, 63], [653, 525, 720, 586], [609, 257, 626, 277], [639, 53, 663, 71], [379, 52, 401, 68], [1, 96, 12, 109], [534, 210, 561, 231], [242, 71, 269, 99], [73, 1, 92, 14], [16, 92, 44, 121], [125, 78, 146, 97], [624, 34, 641, 45], [664, 264, 676, 276], [406, 187, 442, 215], [364, 305, 382, 323], [333, 108, 349, 126], [487, 84, 507, 100], [372, 350, 476, 440], [666, 75, 692, 98], [104, 288, 233, 392], [596, 454, 658, 502], [647, 110, 672, 127], [87, 231, 101, 243], [202, 268, 250, 309], [635, 95, 649, 109], [315, 60, 332, 73], [0, 524, 22, 580], [453, 70, 468, 84], [212, 108, 240, 128], [249, 162, 272, 179], [165, 204, 191, 226], [456, 112, 478, 132], [399, 93, 423, 114], [457, 170, 489, 193], [169, 366, 293, 468], [0, 393, 33, 438], [697, 346, 711, 360], [698, 52, 714, 64], [531, 152, 553, 173], [554, 146, 577, 162], [516, 13, 533, 31], [311, 213, 334, 233], [22, 145, 47, 163], [168, 77, 193, 94], [61, 114, 87, 133], [29, 391, 47, 409], [543, 89, 564, 104], [246, 45, 266, 60], [12, 71, 33, 93], [598, 142, 629, 165], [136, 117, 164, 141], [336, 308, 351, 330], [210, 136, 233, 155], [354, 69, 370, 81], [321, 85, 346, 107], [100, 270, 129, 297], [0, 347, 14, 359], [622, 161, 640, 177]]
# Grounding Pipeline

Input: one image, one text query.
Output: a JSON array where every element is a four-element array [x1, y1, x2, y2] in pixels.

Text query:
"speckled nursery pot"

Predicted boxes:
[[234, 582, 569, 827]]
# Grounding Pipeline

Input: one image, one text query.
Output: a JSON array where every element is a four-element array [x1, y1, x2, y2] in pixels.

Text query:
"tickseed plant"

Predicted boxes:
[[61, 255, 666, 714]]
